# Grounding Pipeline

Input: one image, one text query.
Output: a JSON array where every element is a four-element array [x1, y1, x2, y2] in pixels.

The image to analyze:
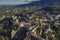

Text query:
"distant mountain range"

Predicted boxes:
[[28, 0, 60, 6], [0, 0, 60, 7]]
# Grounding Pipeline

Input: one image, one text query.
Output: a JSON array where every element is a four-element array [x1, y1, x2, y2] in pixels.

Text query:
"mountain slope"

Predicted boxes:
[[14, 0, 60, 7]]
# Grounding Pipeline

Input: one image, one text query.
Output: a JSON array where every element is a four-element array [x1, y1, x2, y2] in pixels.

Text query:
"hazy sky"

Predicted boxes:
[[0, 0, 40, 4]]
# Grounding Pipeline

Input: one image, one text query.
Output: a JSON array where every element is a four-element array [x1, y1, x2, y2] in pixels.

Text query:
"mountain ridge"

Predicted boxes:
[[0, 0, 60, 7]]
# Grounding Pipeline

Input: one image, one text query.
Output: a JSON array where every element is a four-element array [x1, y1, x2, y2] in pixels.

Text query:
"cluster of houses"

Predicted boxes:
[[0, 13, 60, 28], [0, 12, 60, 40]]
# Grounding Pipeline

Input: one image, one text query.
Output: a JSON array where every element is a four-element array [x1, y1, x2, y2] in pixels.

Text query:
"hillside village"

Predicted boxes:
[[0, 3, 60, 40]]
